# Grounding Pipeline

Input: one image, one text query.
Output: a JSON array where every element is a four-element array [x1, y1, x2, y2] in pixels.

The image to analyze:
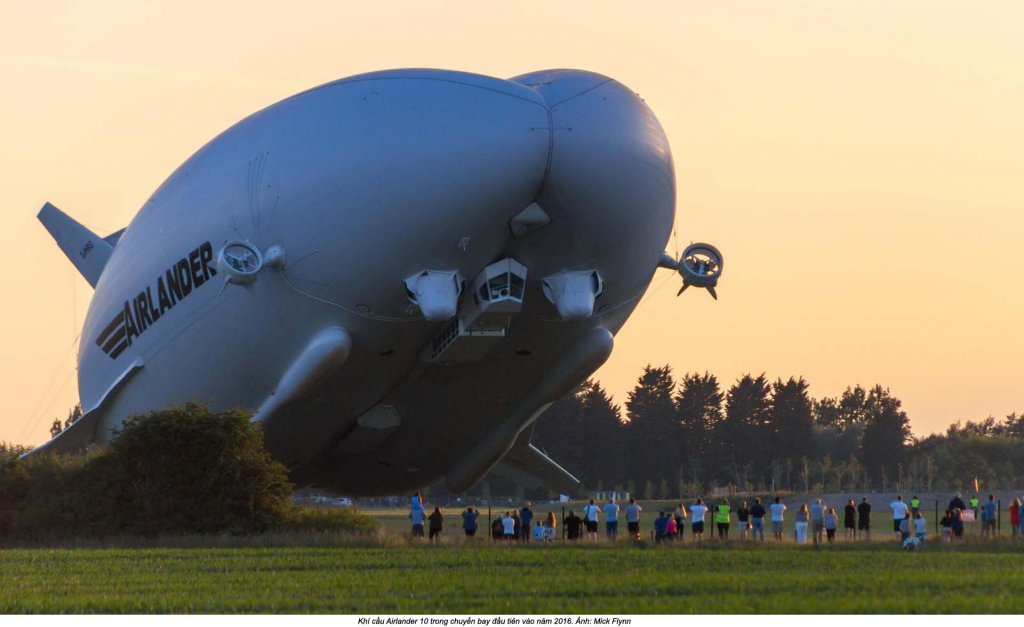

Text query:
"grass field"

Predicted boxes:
[[2, 539, 1024, 613]]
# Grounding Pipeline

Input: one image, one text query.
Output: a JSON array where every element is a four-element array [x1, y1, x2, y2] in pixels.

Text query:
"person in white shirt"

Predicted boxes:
[[769, 496, 787, 541], [690, 498, 708, 542], [625, 498, 642, 539], [890, 495, 909, 537], [603, 499, 620, 540], [583, 499, 601, 541], [501, 511, 516, 541]]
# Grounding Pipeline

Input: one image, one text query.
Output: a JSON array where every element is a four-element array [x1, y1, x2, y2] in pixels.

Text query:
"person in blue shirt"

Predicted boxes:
[[520, 502, 533, 542], [981, 495, 997, 537], [461, 507, 479, 538], [653, 511, 669, 543]]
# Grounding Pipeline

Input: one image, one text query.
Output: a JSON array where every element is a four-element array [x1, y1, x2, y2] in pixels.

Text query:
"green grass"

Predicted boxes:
[[2, 540, 1024, 613]]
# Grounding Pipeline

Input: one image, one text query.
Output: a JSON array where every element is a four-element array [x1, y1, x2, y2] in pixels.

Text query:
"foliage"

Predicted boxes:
[[531, 366, 1024, 494], [0, 404, 295, 539]]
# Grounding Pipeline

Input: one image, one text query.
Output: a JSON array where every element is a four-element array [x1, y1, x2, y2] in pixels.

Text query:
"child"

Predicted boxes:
[[532, 520, 544, 541], [666, 512, 679, 541], [824, 507, 838, 543], [940, 509, 952, 542], [898, 515, 911, 542], [913, 511, 927, 542]]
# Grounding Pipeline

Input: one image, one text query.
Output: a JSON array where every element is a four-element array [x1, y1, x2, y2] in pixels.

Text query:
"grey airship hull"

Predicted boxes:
[[36, 68, 676, 495]]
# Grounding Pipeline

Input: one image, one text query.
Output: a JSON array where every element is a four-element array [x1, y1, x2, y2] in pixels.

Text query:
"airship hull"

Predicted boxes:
[[38, 68, 676, 496]]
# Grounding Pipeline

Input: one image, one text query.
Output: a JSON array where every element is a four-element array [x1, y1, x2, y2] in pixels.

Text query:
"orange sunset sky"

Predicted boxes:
[[1, 1, 1021, 445]]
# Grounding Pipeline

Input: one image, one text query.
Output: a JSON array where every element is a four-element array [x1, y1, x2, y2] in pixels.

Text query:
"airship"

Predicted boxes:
[[33, 68, 722, 495]]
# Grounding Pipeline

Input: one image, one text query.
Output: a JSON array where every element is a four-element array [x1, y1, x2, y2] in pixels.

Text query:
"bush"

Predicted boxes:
[[0, 404, 295, 540]]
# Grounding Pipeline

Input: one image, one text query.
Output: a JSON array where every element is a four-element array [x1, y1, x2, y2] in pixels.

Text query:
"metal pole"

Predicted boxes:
[[998, 499, 1002, 535], [562, 505, 566, 541], [935, 499, 939, 536], [488, 505, 492, 541]]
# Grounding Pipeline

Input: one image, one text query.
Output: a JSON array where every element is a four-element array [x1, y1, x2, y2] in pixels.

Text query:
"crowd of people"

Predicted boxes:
[[406, 491, 1024, 547]]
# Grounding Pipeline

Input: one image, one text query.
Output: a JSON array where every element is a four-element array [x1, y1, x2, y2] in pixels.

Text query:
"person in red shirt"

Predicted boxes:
[[1010, 498, 1021, 538]]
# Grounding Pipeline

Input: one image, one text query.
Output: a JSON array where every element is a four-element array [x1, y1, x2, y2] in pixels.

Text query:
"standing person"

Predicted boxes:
[[520, 502, 534, 543], [583, 499, 600, 541], [715, 498, 731, 540], [824, 507, 838, 544], [565, 510, 582, 541], [1009, 498, 1021, 538], [890, 495, 909, 538], [674, 503, 687, 542], [462, 507, 479, 538], [736, 501, 751, 540], [981, 494, 997, 537], [690, 498, 708, 542], [665, 512, 678, 541], [970, 495, 980, 522], [795, 504, 809, 544], [428, 507, 444, 542], [543, 511, 557, 542], [857, 497, 872, 540], [502, 511, 516, 541], [625, 498, 642, 540], [913, 511, 927, 543], [844, 500, 857, 540], [910, 495, 921, 517], [948, 492, 966, 513], [512, 510, 522, 541], [411, 504, 426, 539], [654, 511, 669, 543], [604, 498, 620, 540], [769, 497, 787, 542], [749, 497, 767, 542], [491, 515, 504, 541], [810, 498, 826, 546]]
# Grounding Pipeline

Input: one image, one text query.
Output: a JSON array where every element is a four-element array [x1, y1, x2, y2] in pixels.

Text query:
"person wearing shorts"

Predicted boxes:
[[625, 498, 642, 539], [583, 499, 600, 540], [690, 498, 708, 541]]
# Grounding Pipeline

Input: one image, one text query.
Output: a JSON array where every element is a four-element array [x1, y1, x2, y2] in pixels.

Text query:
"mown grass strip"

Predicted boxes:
[[2, 542, 1023, 614]]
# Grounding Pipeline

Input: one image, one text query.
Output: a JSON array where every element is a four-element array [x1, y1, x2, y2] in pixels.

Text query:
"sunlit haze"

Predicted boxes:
[[2, 1, 1022, 445]]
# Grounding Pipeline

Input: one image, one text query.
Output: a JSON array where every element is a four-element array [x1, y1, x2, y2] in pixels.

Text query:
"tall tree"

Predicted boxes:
[[718, 374, 772, 487], [771, 377, 816, 471], [675, 372, 723, 487], [624, 365, 679, 489], [859, 385, 913, 485], [577, 380, 626, 488]]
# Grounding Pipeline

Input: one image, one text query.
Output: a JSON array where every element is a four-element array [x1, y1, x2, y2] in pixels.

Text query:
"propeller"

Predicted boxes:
[[676, 242, 723, 300]]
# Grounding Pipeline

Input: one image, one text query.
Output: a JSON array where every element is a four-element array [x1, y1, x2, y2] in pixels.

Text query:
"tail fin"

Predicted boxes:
[[38, 202, 118, 288]]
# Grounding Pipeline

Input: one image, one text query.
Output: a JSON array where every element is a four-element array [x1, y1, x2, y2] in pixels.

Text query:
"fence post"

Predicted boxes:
[[562, 506, 566, 541], [935, 499, 939, 536], [998, 499, 1002, 535], [488, 505, 492, 541]]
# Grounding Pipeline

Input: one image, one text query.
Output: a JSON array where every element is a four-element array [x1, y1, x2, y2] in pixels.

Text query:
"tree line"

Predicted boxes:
[[530, 366, 1024, 498]]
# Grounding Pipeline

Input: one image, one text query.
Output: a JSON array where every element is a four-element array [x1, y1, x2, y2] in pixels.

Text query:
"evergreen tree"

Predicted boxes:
[[719, 374, 772, 486], [770, 377, 816, 472], [859, 385, 913, 485], [675, 372, 723, 487], [577, 381, 626, 487], [625, 365, 679, 488]]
